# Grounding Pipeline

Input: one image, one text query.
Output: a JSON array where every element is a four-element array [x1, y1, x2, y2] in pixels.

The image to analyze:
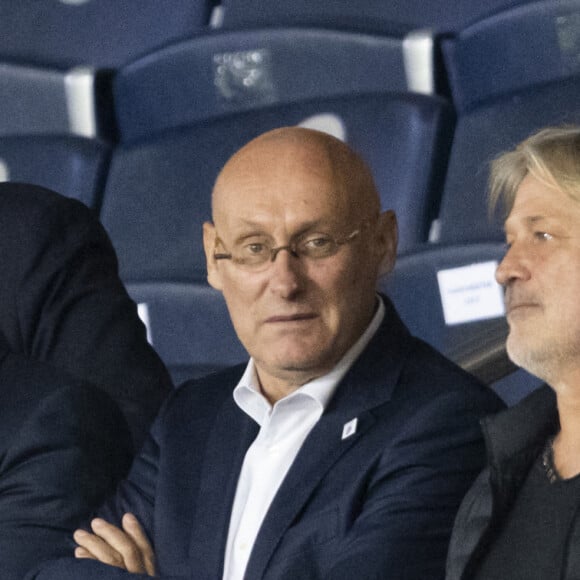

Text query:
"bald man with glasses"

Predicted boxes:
[[30, 127, 503, 580]]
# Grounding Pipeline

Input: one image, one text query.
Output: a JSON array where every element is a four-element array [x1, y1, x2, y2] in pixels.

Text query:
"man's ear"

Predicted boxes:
[[376, 210, 398, 276], [203, 221, 223, 291]]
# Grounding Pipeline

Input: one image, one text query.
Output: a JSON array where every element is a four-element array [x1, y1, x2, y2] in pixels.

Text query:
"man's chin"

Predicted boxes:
[[506, 338, 555, 382], [505, 334, 530, 367], [266, 352, 336, 379]]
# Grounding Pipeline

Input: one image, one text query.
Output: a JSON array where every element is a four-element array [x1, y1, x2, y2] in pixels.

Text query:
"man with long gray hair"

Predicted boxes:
[[447, 125, 580, 580]]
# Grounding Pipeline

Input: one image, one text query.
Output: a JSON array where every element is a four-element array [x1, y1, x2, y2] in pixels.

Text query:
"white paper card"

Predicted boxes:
[[0, 159, 9, 182], [437, 261, 505, 325]]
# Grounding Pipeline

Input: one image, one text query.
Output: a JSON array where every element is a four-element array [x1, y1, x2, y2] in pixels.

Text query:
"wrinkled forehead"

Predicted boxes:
[[505, 173, 580, 230]]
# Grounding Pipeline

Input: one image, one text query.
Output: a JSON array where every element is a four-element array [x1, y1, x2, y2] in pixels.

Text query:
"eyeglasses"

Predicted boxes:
[[213, 227, 362, 272]]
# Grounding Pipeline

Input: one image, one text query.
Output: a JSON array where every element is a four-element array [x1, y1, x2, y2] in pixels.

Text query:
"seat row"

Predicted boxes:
[[0, 0, 546, 70], [2, 0, 579, 250], [0, 0, 575, 139]]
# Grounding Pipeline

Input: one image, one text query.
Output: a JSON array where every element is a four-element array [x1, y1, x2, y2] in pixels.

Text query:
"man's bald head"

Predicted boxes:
[[212, 127, 381, 224]]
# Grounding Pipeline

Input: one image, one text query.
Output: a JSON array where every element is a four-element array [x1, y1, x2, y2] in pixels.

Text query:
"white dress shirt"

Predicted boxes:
[[222, 297, 385, 580]]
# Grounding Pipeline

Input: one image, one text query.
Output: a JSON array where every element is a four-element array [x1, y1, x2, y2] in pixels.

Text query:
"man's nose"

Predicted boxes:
[[268, 248, 304, 297], [495, 242, 531, 286]]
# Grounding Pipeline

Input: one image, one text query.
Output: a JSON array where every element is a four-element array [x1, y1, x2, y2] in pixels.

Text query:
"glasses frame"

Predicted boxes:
[[213, 225, 364, 271]]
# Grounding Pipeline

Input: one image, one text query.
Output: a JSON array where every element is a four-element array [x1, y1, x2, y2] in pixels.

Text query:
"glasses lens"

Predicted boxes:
[[299, 235, 338, 259], [230, 241, 271, 270]]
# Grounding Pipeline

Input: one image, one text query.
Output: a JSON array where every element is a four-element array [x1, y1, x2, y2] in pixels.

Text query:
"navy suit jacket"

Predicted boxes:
[[0, 347, 133, 580], [30, 299, 504, 580]]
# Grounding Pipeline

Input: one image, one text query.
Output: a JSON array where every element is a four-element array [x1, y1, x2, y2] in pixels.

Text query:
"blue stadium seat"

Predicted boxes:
[[126, 282, 247, 386], [380, 242, 508, 371], [0, 0, 212, 138], [218, 0, 538, 35], [379, 242, 542, 403], [0, 0, 213, 69], [492, 369, 544, 407], [0, 135, 110, 208], [435, 0, 580, 244], [0, 64, 114, 138], [114, 28, 426, 142], [101, 92, 454, 282], [443, 0, 580, 113]]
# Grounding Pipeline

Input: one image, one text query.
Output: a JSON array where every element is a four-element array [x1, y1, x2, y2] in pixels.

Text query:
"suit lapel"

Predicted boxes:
[[245, 404, 378, 579], [188, 394, 259, 578], [245, 299, 413, 578]]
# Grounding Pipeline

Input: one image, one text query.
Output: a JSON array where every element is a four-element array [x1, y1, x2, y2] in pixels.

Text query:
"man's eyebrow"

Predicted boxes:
[[231, 218, 336, 239], [526, 216, 549, 224], [503, 214, 548, 235], [228, 219, 271, 238], [231, 229, 271, 246], [505, 215, 549, 229]]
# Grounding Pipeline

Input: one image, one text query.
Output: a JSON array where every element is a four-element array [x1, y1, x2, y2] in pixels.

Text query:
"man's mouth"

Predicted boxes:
[[506, 301, 540, 316], [265, 313, 317, 323]]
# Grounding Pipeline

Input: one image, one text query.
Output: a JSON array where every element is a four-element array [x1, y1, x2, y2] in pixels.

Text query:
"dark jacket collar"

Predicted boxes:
[[481, 384, 557, 500], [446, 384, 555, 580], [326, 293, 413, 416]]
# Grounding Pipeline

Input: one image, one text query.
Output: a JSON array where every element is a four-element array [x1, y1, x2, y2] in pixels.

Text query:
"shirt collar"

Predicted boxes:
[[234, 296, 385, 424]]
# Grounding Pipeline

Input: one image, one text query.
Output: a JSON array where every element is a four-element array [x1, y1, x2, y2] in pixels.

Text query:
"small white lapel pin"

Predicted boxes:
[[341, 418, 358, 440]]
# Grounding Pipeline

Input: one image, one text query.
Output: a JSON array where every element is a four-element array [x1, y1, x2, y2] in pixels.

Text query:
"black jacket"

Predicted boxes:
[[445, 385, 568, 579], [0, 347, 133, 580], [0, 182, 172, 447]]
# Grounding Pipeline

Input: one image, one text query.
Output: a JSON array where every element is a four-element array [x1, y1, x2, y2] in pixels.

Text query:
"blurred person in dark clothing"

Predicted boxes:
[[0, 182, 172, 448], [0, 182, 172, 578]]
